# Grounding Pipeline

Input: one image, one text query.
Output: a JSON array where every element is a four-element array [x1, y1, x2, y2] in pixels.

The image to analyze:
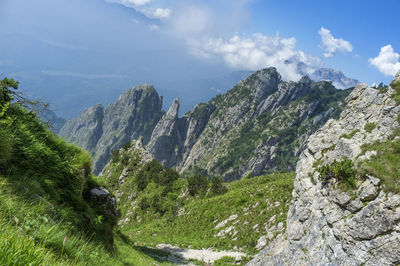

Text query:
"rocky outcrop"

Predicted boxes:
[[249, 73, 400, 265], [147, 68, 350, 181], [146, 98, 215, 169], [89, 187, 118, 217], [60, 84, 164, 174]]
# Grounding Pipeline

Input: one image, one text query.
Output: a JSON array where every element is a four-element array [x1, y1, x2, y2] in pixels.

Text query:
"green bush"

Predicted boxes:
[[317, 157, 357, 190], [0, 77, 18, 107], [139, 197, 150, 211], [210, 176, 228, 195], [364, 122, 377, 133], [187, 175, 209, 196], [136, 159, 164, 191], [122, 141, 131, 151], [110, 150, 119, 162]]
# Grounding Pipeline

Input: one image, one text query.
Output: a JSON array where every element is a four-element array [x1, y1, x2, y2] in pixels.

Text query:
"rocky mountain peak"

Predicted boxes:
[[166, 98, 180, 118], [298, 75, 312, 86], [60, 84, 164, 174], [239, 67, 281, 101]]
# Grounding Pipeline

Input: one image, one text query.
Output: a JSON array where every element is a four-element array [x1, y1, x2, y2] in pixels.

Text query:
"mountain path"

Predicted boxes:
[[153, 243, 246, 265]]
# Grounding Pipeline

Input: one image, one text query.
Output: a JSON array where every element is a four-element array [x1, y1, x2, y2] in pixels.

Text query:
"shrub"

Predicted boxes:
[[210, 176, 228, 195], [0, 77, 18, 107], [110, 150, 119, 162], [364, 122, 377, 133], [139, 197, 150, 211], [120, 154, 130, 166], [122, 141, 131, 151], [341, 129, 360, 139], [317, 157, 357, 190], [187, 175, 209, 196]]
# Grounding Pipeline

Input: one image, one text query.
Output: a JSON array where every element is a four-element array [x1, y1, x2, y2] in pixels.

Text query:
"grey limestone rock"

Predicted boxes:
[[59, 104, 104, 152], [249, 79, 400, 265]]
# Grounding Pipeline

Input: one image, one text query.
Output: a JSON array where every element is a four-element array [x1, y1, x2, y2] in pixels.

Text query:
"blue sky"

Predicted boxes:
[[0, 0, 399, 117], [248, 0, 400, 83]]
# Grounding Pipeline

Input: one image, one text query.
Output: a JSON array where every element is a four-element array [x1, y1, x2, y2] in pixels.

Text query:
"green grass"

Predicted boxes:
[[340, 129, 360, 139], [109, 169, 295, 255], [358, 136, 400, 193], [317, 157, 357, 190], [0, 78, 170, 265], [364, 122, 377, 133]]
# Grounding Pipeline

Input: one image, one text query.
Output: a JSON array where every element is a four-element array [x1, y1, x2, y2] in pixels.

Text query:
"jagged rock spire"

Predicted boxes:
[[166, 98, 180, 118]]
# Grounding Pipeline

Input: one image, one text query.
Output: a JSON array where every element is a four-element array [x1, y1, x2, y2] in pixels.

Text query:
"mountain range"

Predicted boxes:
[[60, 67, 352, 178]]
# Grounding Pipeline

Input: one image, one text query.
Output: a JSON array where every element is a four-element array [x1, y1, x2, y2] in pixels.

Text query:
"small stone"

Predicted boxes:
[[277, 222, 284, 231], [359, 181, 380, 202], [255, 236, 267, 250], [346, 198, 363, 213], [367, 175, 381, 186]]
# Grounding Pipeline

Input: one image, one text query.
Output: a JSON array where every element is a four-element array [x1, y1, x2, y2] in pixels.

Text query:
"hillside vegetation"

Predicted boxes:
[[101, 141, 295, 257], [0, 78, 168, 265]]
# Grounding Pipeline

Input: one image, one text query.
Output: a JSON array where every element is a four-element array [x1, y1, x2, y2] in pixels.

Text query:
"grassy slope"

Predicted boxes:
[[357, 80, 400, 193], [124, 173, 295, 255], [0, 79, 166, 265], [101, 144, 295, 256], [0, 177, 171, 266]]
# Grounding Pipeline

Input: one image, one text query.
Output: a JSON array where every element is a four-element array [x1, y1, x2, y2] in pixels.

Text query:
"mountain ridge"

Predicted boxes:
[[60, 67, 352, 179]]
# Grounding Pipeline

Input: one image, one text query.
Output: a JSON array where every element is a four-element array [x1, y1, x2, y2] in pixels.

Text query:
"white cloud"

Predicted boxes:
[[318, 27, 353, 58], [369, 45, 400, 76], [105, 0, 171, 20], [105, 0, 150, 7], [152, 8, 171, 19], [148, 24, 160, 30], [139, 7, 171, 20], [193, 33, 322, 81]]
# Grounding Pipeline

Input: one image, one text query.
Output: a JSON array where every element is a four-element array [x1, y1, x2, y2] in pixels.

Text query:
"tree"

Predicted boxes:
[[0, 77, 18, 106], [210, 176, 228, 195], [187, 175, 209, 196]]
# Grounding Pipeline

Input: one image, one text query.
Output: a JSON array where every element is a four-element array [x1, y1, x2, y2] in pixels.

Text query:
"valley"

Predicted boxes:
[[1, 63, 399, 266]]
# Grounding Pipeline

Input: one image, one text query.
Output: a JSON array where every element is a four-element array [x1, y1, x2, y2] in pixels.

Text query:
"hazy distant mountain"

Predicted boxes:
[[310, 68, 359, 89]]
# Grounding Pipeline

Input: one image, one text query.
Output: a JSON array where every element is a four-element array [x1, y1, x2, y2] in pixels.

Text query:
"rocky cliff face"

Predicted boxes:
[[59, 104, 104, 152], [39, 109, 66, 133], [60, 84, 164, 174], [147, 68, 351, 181], [249, 73, 400, 265]]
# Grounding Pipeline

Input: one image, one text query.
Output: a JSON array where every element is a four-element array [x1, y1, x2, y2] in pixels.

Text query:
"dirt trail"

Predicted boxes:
[[155, 244, 246, 264]]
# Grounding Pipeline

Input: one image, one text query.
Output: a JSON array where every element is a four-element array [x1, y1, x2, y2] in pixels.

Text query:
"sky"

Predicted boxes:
[[0, 0, 399, 117]]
